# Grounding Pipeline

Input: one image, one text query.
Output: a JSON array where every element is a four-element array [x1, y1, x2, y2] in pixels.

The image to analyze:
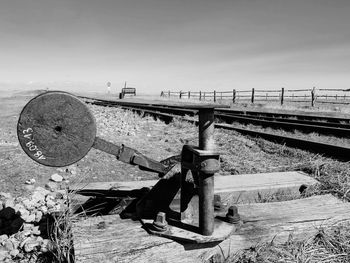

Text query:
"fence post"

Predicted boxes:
[[251, 88, 255, 103], [203, 92, 206, 100], [214, 90, 216, 102], [220, 92, 223, 100], [168, 90, 170, 97], [311, 87, 316, 107], [160, 91, 164, 97], [232, 89, 236, 103], [180, 91, 182, 99], [188, 91, 190, 99], [281, 87, 284, 105], [199, 91, 202, 101]]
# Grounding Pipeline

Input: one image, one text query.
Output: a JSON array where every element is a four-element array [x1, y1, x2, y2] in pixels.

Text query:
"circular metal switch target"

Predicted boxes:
[[17, 91, 97, 167]]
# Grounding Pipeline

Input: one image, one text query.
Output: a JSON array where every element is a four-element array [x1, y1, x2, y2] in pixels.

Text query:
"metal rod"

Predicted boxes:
[[198, 108, 215, 235]]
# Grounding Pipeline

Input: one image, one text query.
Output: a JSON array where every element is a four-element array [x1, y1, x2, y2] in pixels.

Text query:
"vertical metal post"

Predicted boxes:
[[180, 91, 182, 99], [199, 91, 202, 101], [232, 89, 236, 103], [198, 108, 215, 236], [281, 87, 284, 105], [251, 88, 255, 103], [214, 90, 216, 102], [188, 91, 190, 99], [168, 91, 170, 97]]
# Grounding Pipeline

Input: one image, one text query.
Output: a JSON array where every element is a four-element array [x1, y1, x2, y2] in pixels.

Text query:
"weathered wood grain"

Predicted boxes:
[[70, 171, 318, 203], [73, 194, 350, 263]]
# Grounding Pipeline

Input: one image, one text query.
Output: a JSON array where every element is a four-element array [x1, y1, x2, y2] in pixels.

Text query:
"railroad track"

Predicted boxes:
[[78, 96, 350, 161]]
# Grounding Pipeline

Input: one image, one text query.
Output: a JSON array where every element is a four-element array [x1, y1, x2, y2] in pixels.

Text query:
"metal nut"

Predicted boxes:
[[226, 206, 240, 224], [152, 212, 168, 232], [214, 194, 224, 211]]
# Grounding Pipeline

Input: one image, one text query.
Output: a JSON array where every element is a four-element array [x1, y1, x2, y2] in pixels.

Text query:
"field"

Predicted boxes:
[[1, 89, 350, 262]]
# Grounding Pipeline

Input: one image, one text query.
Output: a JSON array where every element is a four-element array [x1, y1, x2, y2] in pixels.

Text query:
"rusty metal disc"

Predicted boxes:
[[17, 91, 96, 167]]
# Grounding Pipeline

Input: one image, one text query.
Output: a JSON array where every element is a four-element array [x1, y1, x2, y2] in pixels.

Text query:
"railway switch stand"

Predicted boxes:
[[17, 91, 236, 243]]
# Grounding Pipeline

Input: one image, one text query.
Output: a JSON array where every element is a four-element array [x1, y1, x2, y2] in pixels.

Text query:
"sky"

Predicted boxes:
[[0, 0, 349, 94]]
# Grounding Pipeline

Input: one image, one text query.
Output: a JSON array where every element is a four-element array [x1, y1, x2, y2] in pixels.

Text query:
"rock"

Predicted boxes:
[[22, 199, 34, 211], [31, 226, 40, 236], [9, 249, 19, 258], [0, 234, 8, 244], [70, 169, 77, 175], [8, 238, 19, 250], [19, 237, 31, 249], [33, 187, 50, 197], [4, 198, 15, 209], [50, 173, 63, 182], [46, 199, 55, 209], [34, 211, 43, 223], [45, 194, 54, 202], [56, 167, 65, 173], [22, 223, 32, 231], [0, 249, 9, 261], [21, 231, 31, 238], [16, 252, 24, 259], [23, 240, 40, 253], [24, 213, 35, 223], [0, 193, 12, 200], [40, 239, 53, 253], [18, 208, 30, 221], [39, 206, 48, 214], [31, 191, 45, 204], [45, 182, 58, 192], [55, 192, 64, 199], [24, 179, 36, 185], [13, 204, 24, 213], [3, 240, 14, 251], [0, 207, 15, 220]]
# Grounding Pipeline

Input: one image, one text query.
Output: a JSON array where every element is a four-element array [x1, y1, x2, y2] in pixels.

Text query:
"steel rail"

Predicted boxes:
[[216, 113, 350, 138], [215, 108, 350, 124], [216, 113, 350, 129], [80, 96, 350, 138], [80, 96, 350, 162], [215, 123, 350, 162]]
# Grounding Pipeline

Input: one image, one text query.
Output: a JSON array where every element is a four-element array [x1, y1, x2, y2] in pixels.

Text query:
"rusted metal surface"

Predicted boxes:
[[152, 212, 168, 232], [197, 108, 215, 236], [93, 138, 169, 175], [214, 195, 224, 212], [17, 91, 96, 167], [226, 206, 241, 224]]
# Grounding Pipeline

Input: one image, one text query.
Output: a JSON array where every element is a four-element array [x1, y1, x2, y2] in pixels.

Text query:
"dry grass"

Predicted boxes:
[[229, 222, 350, 263]]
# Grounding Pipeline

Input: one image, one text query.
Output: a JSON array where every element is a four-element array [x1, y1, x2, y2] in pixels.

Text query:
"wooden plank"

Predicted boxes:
[[73, 194, 350, 263], [70, 171, 318, 203]]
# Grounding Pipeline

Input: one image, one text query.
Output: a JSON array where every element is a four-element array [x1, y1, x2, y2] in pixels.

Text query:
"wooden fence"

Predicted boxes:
[[160, 88, 350, 106]]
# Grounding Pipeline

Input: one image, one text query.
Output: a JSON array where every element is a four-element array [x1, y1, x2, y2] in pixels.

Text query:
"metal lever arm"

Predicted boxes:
[[93, 137, 168, 175]]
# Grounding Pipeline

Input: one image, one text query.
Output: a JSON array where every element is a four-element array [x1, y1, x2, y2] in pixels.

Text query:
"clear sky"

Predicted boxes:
[[0, 0, 349, 93]]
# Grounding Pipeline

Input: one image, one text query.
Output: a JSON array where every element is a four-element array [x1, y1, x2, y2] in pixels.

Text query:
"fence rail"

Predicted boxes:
[[160, 87, 350, 106]]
